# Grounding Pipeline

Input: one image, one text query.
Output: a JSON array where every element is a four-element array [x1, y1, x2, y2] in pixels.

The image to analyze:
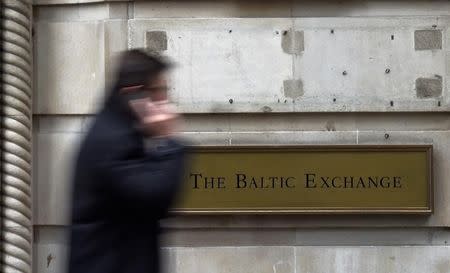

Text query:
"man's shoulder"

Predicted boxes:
[[80, 113, 137, 159]]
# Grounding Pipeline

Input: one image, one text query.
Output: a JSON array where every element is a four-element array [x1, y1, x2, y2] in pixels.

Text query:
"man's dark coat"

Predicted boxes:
[[68, 88, 185, 273]]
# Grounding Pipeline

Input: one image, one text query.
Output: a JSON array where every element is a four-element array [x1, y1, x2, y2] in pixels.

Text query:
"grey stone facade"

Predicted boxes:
[[30, 1, 450, 272]]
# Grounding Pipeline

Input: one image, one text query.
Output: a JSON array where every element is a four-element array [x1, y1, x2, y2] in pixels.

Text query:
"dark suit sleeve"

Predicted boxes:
[[95, 139, 185, 214]]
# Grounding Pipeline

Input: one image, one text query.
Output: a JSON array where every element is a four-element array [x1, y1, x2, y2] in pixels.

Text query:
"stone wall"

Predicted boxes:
[[32, 1, 450, 272]]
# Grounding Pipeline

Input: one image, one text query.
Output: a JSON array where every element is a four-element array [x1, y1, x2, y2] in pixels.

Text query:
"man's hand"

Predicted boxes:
[[129, 99, 180, 137]]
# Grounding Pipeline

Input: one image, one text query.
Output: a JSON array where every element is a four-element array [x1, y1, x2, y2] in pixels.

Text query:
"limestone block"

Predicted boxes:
[[133, 1, 292, 18], [35, 3, 108, 21], [291, 1, 450, 16], [416, 76, 443, 98], [35, 133, 83, 225], [182, 113, 357, 133], [33, 227, 68, 273], [169, 113, 450, 133], [129, 18, 448, 113], [295, 246, 450, 273], [104, 20, 128, 86], [230, 131, 357, 145], [107, 3, 128, 19], [227, 114, 357, 132], [294, 228, 431, 246], [432, 229, 450, 245], [354, 113, 450, 131], [34, 21, 105, 114], [182, 114, 232, 132], [38, 116, 86, 133], [160, 228, 444, 247], [180, 132, 231, 146], [162, 246, 294, 273], [160, 228, 296, 247], [415, 30, 442, 50], [34, 2, 127, 21], [291, 18, 447, 111], [128, 18, 293, 112], [283, 79, 304, 99], [146, 31, 168, 51], [33, 0, 123, 5]]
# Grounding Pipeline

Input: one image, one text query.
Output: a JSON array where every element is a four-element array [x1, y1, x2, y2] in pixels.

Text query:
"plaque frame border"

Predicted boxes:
[[171, 144, 433, 215]]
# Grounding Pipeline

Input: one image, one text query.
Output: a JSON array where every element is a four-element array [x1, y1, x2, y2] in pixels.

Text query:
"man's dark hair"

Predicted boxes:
[[115, 49, 172, 88]]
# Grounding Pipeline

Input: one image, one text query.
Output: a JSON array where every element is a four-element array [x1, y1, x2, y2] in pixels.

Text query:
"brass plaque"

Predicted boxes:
[[173, 145, 433, 214]]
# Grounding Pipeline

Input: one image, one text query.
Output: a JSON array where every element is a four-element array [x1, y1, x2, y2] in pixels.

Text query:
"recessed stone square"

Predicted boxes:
[[146, 31, 168, 51], [414, 30, 442, 50], [416, 76, 442, 98]]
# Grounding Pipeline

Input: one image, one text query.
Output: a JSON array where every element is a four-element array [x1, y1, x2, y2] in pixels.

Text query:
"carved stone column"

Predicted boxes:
[[1, 0, 33, 272]]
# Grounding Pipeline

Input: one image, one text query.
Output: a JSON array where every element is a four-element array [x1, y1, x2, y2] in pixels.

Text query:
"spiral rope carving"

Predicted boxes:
[[1, 0, 33, 272]]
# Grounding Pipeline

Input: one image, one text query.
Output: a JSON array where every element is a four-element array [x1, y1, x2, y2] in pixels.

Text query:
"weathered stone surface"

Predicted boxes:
[[161, 228, 296, 247], [34, 133, 82, 225], [31, 238, 450, 273], [294, 229, 432, 246], [415, 30, 442, 50], [432, 229, 450, 246], [162, 246, 294, 273], [30, 230, 450, 273], [34, 240, 68, 273], [416, 76, 443, 98], [292, 18, 447, 112], [291, 1, 450, 16], [34, 0, 450, 18], [129, 18, 448, 113], [34, 0, 125, 5], [160, 228, 442, 247], [38, 116, 85, 133], [354, 113, 450, 131], [35, 3, 108, 21], [133, 1, 292, 18], [281, 30, 304, 54], [283, 79, 304, 98], [183, 113, 450, 132], [146, 31, 168, 51], [296, 246, 450, 273], [34, 21, 105, 114], [104, 20, 128, 86], [129, 18, 293, 112], [230, 131, 357, 145], [181, 132, 231, 146]]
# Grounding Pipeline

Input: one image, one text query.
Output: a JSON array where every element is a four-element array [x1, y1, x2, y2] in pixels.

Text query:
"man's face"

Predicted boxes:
[[146, 72, 169, 102]]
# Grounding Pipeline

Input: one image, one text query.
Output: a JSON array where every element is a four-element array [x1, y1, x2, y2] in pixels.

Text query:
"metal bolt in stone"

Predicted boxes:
[[229, 99, 234, 104], [385, 68, 390, 74], [342, 71, 347, 76], [385, 133, 390, 139]]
